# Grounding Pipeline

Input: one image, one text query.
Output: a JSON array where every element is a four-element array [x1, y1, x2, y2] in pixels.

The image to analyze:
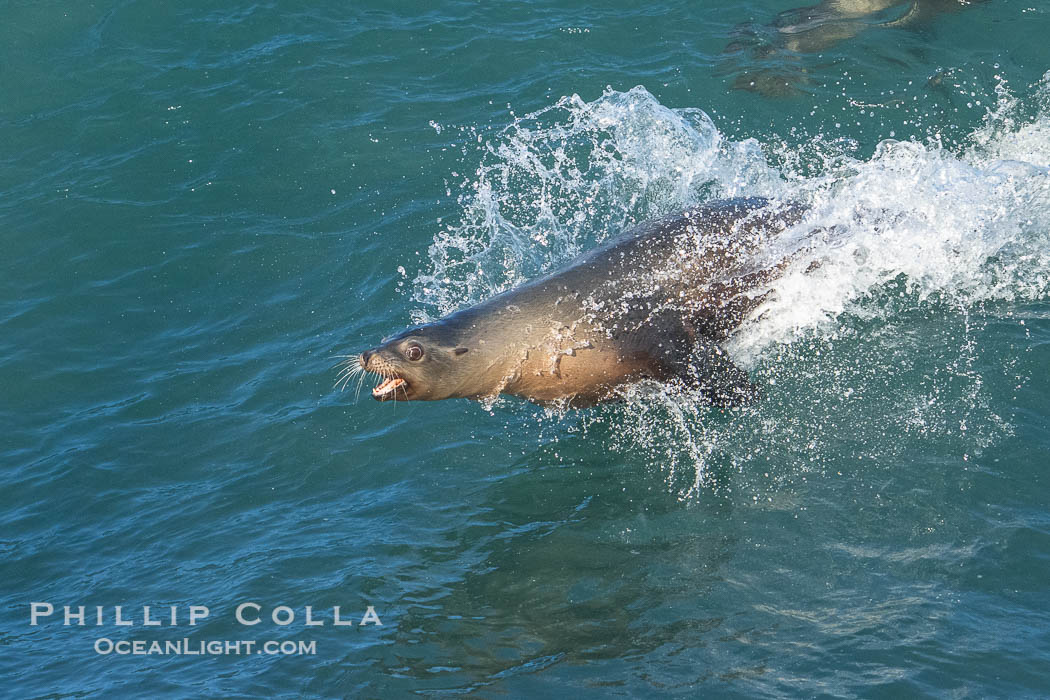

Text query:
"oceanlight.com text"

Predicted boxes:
[[94, 638, 317, 656]]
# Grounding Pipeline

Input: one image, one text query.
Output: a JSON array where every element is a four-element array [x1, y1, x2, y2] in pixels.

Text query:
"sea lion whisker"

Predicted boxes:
[[333, 369, 351, 390], [334, 362, 363, 391], [354, 371, 367, 403], [338, 367, 362, 388], [331, 356, 360, 371], [340, 365, 363, 392]]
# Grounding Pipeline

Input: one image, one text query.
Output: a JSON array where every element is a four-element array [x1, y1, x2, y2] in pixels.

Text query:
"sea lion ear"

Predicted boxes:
[[454, 347, 469, 355]]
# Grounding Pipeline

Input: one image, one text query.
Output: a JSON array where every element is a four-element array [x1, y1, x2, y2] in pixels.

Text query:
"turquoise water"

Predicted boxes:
[[4, 0, 1050, 696]]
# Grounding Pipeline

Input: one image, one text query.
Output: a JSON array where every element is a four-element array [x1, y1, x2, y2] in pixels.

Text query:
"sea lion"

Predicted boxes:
[[724, 0, 983, 97], [350, 198, 804, 408]]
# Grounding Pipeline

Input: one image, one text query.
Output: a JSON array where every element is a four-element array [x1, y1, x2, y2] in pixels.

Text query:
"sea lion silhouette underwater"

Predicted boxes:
[[724, 0, 985, 97], [347, 197, 810, 409]]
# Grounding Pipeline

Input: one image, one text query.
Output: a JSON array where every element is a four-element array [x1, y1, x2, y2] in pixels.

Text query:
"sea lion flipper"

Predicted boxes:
[[685, 340, 762, 408], [644, 313, 761, 407]]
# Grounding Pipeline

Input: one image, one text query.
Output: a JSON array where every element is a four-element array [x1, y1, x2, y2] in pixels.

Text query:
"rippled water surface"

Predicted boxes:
[[4, 1, 1050, 696]]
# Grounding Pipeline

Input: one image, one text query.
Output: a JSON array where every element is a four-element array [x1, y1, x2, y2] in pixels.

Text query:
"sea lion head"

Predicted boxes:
[[358, 323, 477, 402]]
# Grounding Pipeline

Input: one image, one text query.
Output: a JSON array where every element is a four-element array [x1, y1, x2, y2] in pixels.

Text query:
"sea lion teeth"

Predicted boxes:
[[372, 377, 405, 397]]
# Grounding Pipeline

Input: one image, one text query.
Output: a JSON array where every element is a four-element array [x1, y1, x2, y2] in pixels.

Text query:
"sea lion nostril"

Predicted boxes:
[[360, 350, 374, 368]]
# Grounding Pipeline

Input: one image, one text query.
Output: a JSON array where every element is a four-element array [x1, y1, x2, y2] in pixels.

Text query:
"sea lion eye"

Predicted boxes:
[[405, 343, 424, 361]]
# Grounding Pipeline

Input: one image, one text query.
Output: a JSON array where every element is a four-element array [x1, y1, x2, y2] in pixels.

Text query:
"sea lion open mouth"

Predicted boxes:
[[372, 374, 408, 401]]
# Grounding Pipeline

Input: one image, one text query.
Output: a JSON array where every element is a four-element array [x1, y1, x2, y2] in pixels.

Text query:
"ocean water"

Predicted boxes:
[[4, 0, 1050, 696]]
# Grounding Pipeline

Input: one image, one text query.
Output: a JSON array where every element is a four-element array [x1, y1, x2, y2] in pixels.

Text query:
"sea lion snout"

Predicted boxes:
[[358, 348, 412, 401]]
